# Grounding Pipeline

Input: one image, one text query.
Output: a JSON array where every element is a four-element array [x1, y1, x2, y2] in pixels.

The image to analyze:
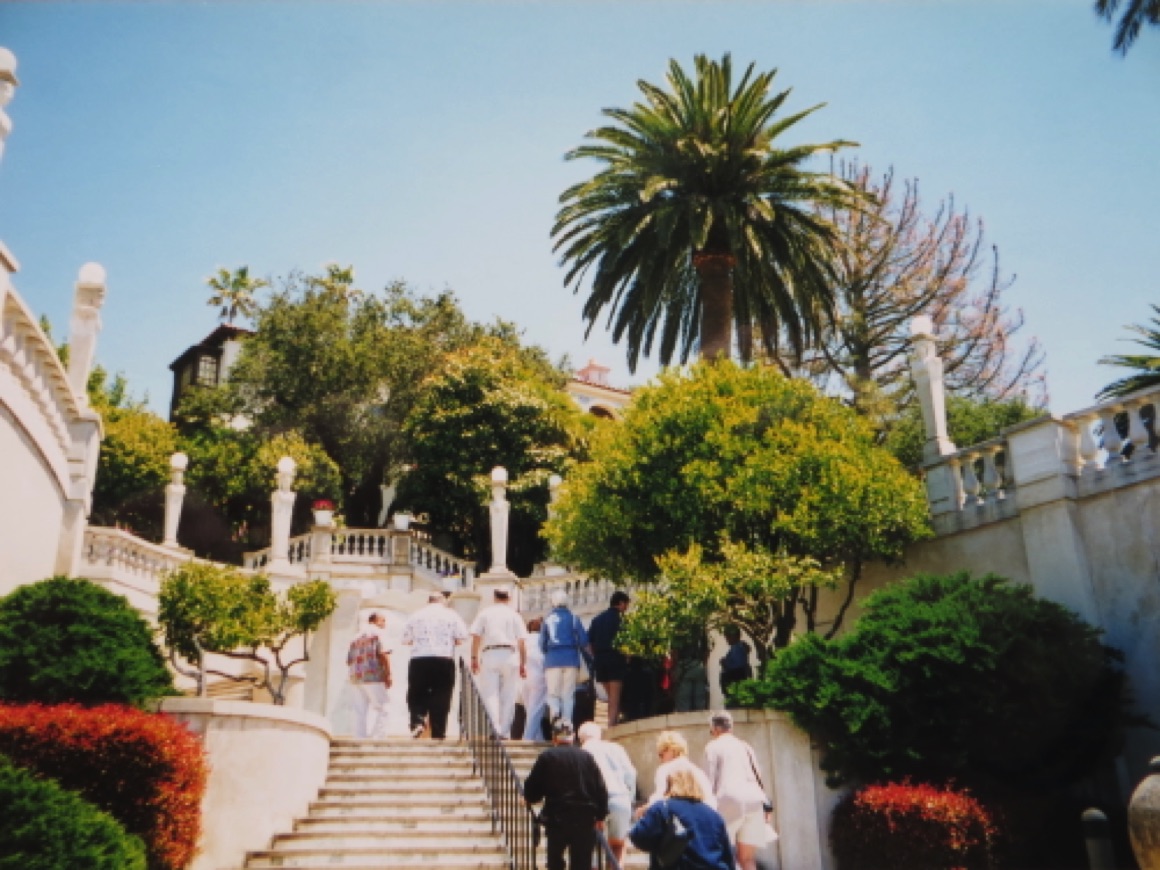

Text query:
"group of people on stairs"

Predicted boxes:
[[524, 713, 777, 870]]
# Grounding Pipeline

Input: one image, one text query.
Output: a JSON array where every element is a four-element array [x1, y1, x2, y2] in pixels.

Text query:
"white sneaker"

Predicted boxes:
[[411, 723, 424, 738]]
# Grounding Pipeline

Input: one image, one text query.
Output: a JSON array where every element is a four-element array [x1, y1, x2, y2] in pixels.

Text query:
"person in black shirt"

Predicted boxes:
[[587, 591, 630, 726], [524, 719, 610, 870]]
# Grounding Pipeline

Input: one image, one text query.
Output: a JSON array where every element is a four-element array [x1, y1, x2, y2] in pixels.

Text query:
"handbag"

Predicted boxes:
[[655, 800, 690, 869]]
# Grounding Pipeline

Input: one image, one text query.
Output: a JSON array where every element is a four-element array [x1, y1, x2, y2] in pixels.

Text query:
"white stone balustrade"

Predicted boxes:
[[410, 533, 475, 588], [946, 438, 1010, 509], [519, 574, 631, 620], [1064, 389, 1158, 473], [245, 534, 311, 570], [79, 527, 196, 617], [332, 529, 391, 561]]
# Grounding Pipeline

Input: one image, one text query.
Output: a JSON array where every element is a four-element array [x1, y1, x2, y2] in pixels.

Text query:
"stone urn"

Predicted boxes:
[[1129, 757, 1160, 869], [313, 510, 334, 527], [392, 512, 412, 531]]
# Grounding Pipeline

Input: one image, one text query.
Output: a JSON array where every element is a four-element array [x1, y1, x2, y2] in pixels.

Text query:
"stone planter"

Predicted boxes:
[[1130, 757, 1160, 869], [159, 698, 332, 870], [312, 509, 334, 527], [392, 512, 412, 530]]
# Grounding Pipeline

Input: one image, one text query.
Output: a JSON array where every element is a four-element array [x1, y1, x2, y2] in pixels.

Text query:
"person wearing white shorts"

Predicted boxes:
[[704, 711, 777, 870], [577, 722, 637, 865]]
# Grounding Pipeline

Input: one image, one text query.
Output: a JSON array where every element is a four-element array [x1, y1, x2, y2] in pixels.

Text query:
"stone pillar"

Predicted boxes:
[[0, 48, 18, 166], [54, 264, 107, 577], [67, 263, 108, 403], [162, 452, 188, 549], [477, 466, 517, 599], [268, 456, 297, 573], [910, 315, 956, 463], [1006, 416, 1101, 625]]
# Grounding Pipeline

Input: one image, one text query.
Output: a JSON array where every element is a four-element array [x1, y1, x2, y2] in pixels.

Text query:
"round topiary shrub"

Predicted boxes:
[[0, 576, 174, 707], [831, 781, 997, 870], [0, 753, 146, 870]]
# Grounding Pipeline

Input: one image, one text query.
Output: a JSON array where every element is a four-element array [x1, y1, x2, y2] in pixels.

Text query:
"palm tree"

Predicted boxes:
[[1095, 0, 1159, 54], [552, 54, 866, 371], [206, 266, 267, 325], [1098, 305, 1160, 399]]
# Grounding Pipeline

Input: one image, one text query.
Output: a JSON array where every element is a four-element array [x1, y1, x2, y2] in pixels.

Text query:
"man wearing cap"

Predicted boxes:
[[524, 720, 609, 870], [402, 591, 469, 739], [540, 590, 593, 728], [469, 586, 528, 739], [347, 611, 393, 739]]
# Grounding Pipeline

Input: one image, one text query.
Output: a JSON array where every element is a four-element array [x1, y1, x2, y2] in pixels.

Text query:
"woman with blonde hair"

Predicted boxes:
[[642, 731, 716, 811], [629, 768, 735, 870]]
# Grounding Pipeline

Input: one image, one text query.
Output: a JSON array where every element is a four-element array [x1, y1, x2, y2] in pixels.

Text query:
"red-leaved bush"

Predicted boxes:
[[831, 780, 998, 870], [0, 703, 207, 870]]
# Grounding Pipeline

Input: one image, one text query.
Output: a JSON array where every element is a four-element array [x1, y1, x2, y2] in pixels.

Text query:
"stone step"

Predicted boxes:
[[270, 832, 505, 851], [328, 752, 474, 766], [308, 802, 484, 821], [295, 817, 496, 835], [318, 782, 485, 798], [245, 843, 507, 867], [324, 768, 477, 782]]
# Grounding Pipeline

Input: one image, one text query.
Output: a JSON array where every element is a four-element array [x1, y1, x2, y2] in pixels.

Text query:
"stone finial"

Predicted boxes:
[[276, 456, 297, 492], [170, 451, 189, 484], [67, 262, 108, 401], [909, 315, 956, 462], [0, 48, 18, 166]]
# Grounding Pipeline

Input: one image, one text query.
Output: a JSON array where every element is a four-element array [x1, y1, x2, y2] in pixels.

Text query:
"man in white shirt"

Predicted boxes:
[[347, 611, 392, 738], [469, 586, 527, 739], [577, 721, 637, 865], [704, 711, 776, 870], [402, 592, 469, 739]]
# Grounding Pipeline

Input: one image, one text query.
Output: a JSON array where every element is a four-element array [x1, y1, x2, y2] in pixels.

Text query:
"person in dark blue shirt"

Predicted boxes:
[[629, 767, 736, 870], [587, 590, 630, 726], [719, 626, 753, 708]]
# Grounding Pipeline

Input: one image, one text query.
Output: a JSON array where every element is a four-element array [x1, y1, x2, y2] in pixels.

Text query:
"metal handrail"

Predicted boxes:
[[456, 658, 621, 870]]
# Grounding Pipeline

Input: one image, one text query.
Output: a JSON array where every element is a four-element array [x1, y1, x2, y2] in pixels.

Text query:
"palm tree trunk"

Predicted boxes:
[[695, 252, 735, 362]]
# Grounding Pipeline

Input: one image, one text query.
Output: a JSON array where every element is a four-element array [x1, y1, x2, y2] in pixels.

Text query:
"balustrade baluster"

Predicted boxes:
[[1101, 411, 1125, 464], [1128, 401, 1153, 456], [1077, 414, 1101, 471], [961, 455, 983, 506], [982, 448, 1004, 500]]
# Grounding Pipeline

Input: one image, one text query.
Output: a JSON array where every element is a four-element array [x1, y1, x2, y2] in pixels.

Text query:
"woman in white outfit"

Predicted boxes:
[[704, 711, 776, 870], [521, 617, 548, 741], [637, 730, 717, 815]]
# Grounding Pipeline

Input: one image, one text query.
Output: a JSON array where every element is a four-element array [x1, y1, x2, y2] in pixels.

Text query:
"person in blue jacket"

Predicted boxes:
[[629, 767, 736, 870]]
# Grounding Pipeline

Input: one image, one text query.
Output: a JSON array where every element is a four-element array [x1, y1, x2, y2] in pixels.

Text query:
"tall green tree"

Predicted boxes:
[[397, 336, 589, 575], [1095, 0, 1159, 54], [205, 266, 267, 325], [216, 270, 487, 524], [1098, 303, 1160, 399], [547, 362, 931, 651], [553, 54, 865, 371]]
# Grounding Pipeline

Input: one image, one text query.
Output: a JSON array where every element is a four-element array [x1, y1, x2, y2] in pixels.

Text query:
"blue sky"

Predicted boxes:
[[0, 1, 1157, 417]]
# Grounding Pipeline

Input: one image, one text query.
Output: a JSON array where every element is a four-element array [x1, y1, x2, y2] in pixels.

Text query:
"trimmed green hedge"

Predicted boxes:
[[0, 753, 146, 870], [0, 576, 174, 707]]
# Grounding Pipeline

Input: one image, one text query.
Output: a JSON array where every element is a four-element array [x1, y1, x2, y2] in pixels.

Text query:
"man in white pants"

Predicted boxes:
[[347, 611, 393, 738], [577, 721, 637, 866], [705, 710, 776, 870], [470, 586, 528, 739]]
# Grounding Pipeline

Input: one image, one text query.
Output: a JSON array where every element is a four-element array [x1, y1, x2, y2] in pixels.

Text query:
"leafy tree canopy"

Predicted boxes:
[[738, 572, 1140, 796], [216, 270, 516, 525], [0, 577, 175, 707], [398, 336, 590, 575], [158, 563, 336, 704], [553, 53, 864, 370], [548, 361, 930, 651]]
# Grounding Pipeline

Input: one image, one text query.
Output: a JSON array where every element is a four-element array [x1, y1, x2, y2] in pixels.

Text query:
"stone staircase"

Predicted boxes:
[[239, 739, 509, 869]]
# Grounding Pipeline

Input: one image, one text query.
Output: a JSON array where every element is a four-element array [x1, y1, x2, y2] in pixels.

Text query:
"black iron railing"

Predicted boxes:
[[456, 658, 621, 870]]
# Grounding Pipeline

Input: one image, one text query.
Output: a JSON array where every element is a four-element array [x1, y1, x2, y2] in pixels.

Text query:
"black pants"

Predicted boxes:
[[544, 816, 597, 870], [407, 656, 456, 738]]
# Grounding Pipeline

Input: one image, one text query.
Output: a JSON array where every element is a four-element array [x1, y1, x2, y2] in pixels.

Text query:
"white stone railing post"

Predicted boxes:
[[0, 47, 18, 166], [486, 466, 514, 577], [66, 263, 107, 403], [268, 456, 297, 573], [909, 315, 956, 463], [162, 452, 188, 549]]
